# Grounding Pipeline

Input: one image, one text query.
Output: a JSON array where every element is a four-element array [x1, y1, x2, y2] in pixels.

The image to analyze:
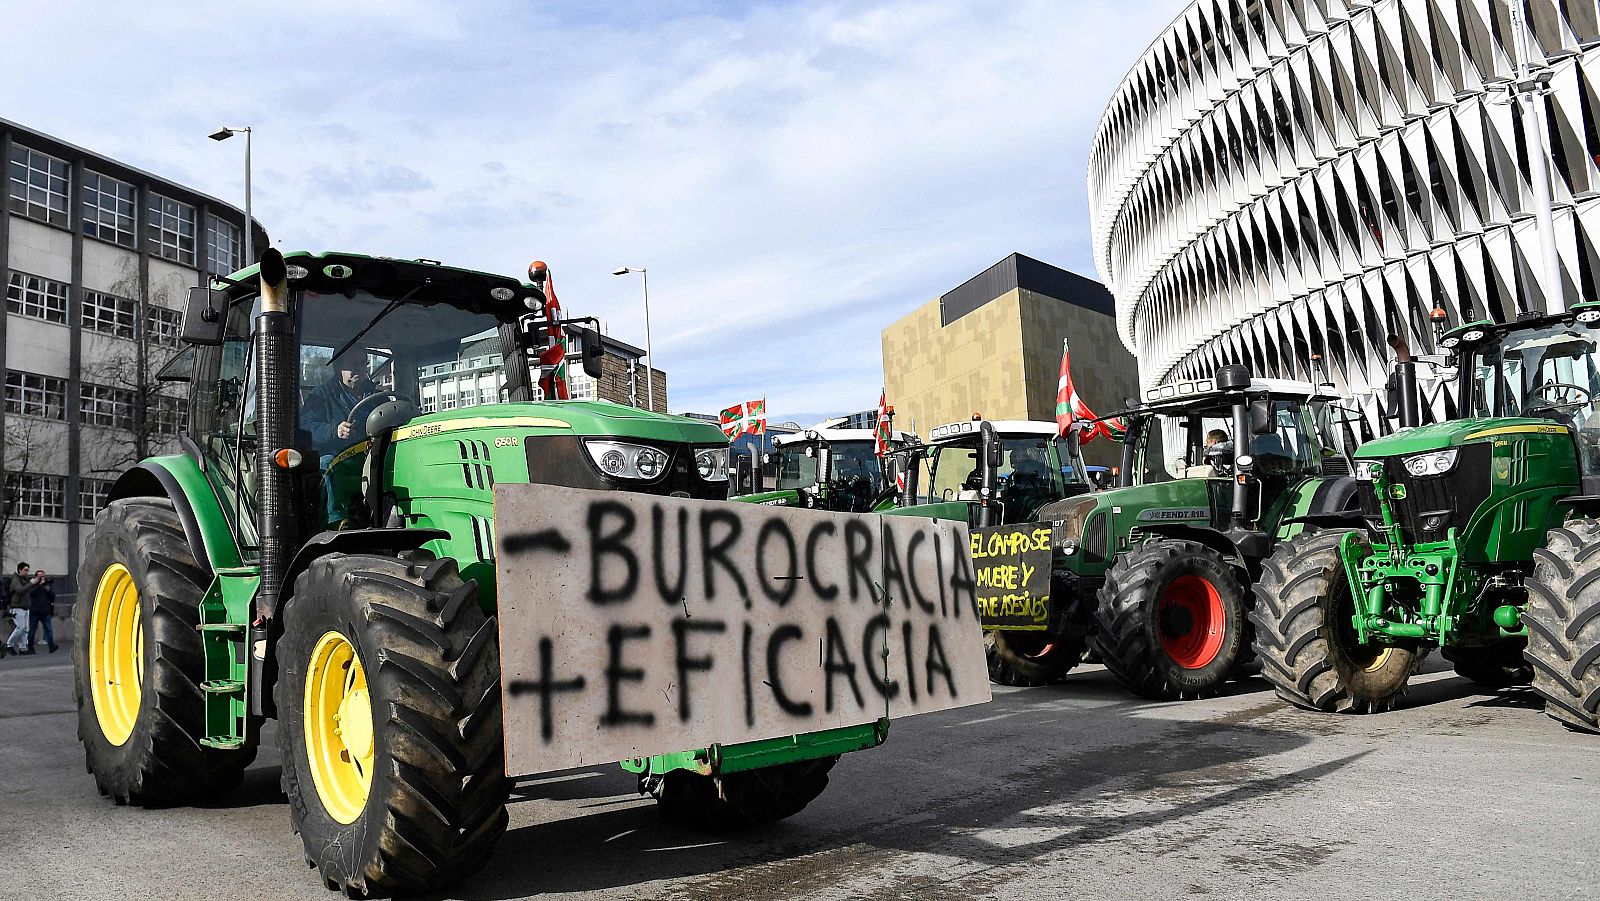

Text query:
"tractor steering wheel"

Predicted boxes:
[[1525, 382, 1592, 416], [347, 392, 403, 439]]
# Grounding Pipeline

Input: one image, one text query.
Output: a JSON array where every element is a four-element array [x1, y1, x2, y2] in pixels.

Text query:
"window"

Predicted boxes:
[[78, 478, 112, 521], [8, 145, 70, 227], [5, 370, 67, 419], [83, 291, 137, 338], [83, 171, 137, 246], [5, 473, 65, 520], [147, 193, 197, 265], [148, 306, 183, 345], [153, 394, 185, 434], [80, 383, 134, 429], [5, 271, 69, 324], [206, 214, 242, 274]]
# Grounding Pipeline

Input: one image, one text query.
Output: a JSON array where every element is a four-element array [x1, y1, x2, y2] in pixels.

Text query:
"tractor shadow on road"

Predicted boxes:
[[453, 673, 1355, 899]]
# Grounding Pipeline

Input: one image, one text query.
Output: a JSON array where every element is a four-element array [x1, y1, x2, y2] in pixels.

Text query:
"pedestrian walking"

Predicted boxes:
[[4, 562, 32, 657], [26, 569, 58, 654]]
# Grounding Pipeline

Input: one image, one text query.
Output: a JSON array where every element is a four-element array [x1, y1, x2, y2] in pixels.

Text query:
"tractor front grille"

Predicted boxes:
[[1355, 442, 1492, 545]]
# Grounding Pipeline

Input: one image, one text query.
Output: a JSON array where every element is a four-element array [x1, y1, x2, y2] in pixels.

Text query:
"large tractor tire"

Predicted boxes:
[[1251, 529, 1423, 713], [1441, 639, 1532, 688], [74, 497, 255, 804], [1524, 521, 1600, 733], [276, 553, 509, 896], [1090, 539, 1248, 700], [985, 629, 1086, 687], [642, 756, 837, 831]]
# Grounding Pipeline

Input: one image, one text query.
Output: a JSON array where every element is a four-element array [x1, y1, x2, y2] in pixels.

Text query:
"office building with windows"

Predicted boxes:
[[1090, 0, 1600, 424], [1, 119, 267, 591], [414, 329, 666, 413]]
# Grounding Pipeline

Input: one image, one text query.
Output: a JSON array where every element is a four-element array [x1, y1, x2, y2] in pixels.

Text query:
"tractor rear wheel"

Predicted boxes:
[[1090, 539, 1247, 700], [74, 497, 255, 804], [276, 553, 509, 896], [1524, 521, 1600, 733], [1441, 639, 1532, 688], [1250, 529, 1422, 713], [642, 756, 837, 831], [985, 629, 1085, 687]]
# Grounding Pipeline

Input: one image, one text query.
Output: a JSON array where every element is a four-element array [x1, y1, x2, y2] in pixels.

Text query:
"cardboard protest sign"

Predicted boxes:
[[494, 484, 990, 776], [972, 522, 1054, 631]]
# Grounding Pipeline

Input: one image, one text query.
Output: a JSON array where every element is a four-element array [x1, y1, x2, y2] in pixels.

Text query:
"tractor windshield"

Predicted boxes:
[[1471, 324, 1600, 424], [297, 289, 513, 459], [770, 442, 821, 491], [920, 434, 1087, 510]]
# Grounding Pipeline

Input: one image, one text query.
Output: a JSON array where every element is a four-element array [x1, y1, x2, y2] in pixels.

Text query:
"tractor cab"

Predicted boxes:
[[735, 424, 912, 513], [896, 418, 1091, 528], [1116, 372, 1345, 541]]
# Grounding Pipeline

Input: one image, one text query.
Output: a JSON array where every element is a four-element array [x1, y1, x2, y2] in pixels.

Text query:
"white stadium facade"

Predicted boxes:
[[1089, 0, 1600, 424]]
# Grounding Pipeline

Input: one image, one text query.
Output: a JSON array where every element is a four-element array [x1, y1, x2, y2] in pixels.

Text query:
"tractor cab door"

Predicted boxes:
[[1248, 399, 1324, 526], [190, 294, 263, 560]]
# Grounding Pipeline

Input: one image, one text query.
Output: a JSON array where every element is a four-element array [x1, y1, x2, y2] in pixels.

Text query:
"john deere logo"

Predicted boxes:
[[1494, 458, 1511, 481], [1389, 485, 1407, 500]]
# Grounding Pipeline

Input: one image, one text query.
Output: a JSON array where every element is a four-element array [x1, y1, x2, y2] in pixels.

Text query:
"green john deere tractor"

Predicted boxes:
[[73, 250, 884, 896], [891, 417, 1092, 528], [1252, 307, 1600, 732], [732, 422, 910, 513], [974, 368, 1359, 695]]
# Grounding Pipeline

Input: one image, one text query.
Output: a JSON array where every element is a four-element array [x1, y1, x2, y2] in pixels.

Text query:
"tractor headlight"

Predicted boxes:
[[1354, 460, 1380, 481], [694, 447, 730, 481], [1402, 448, 1458, 477], [584, 440, 670, 481]]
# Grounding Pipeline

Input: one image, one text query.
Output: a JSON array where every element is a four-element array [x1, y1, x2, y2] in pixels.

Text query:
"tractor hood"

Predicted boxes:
[[401, 401, 727, 445], [1353, 418, 1569, 458]]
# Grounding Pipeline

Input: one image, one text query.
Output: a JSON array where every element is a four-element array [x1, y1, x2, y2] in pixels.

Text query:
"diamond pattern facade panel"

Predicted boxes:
[[1089, 0, 1600, 421]]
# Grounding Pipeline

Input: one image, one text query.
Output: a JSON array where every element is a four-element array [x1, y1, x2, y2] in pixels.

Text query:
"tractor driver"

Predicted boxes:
[[303, 364, 381, 459], [1203, 428, 1234, 475]]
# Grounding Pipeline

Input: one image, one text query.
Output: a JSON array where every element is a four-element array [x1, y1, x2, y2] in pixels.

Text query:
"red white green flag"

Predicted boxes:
[[532, 260, 570, 400], [1055, 340, 1124, 443], [720, 398, 766, 438], [873, 390, 892, 457]]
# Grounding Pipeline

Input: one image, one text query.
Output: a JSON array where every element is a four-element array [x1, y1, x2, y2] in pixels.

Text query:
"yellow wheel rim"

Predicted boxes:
[[304, 631, 375, 825], [89, 563, 144, 746], [1362, 647, 1394, 673]]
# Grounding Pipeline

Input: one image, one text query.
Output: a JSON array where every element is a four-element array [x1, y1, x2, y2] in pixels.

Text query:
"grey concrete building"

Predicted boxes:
[[1, 119, 267, 595]]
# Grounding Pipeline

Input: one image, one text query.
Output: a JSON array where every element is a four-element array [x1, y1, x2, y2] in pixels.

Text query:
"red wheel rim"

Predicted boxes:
[[1156, 575, 1225, 669]]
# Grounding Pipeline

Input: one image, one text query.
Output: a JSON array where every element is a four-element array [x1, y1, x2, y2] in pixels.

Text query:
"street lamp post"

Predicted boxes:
[[611, 266, 655, 411], [1506, 2, 1565, 314], [208, 126, 253, 265]]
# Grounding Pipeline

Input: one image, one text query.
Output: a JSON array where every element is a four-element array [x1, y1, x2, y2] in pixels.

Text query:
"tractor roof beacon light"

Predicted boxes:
[[1215, 363, 1252, 391]]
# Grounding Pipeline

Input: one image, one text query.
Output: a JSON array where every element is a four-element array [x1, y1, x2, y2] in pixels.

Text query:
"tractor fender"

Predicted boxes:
[[108, 457, 241, 576], [274, 527, 451, 622], [1132, 523, 1246, 570]]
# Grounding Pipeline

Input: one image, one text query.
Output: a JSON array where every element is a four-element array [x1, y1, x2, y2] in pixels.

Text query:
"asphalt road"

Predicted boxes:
[[3, 642, 1595, 901]]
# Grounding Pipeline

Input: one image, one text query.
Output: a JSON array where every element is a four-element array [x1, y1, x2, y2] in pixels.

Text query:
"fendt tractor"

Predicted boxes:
[[980, 368, 1360, 695], [74, 250, 886, 896], [1252, 307, 1600, 733], [733, 421, 911, 513]]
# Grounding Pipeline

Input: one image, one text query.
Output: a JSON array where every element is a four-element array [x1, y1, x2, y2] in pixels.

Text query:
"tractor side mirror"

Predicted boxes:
[[365, 399, 418, 439], [572, 326, 605, 380], [1249, 399, 1274, 434], [183, 287, 228, 345]]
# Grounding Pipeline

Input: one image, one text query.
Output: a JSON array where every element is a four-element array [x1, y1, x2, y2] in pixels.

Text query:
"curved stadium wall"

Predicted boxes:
[[1089, 0, 1600, 422]]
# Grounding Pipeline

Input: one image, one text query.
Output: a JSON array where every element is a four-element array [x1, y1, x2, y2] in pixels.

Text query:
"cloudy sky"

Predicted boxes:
[[6, 0, 1186, 425]]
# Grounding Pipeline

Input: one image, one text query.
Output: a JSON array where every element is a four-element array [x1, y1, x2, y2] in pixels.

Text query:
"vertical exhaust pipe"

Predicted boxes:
[[254, 248, 298, 618], [1387, 333, 1420, 429]]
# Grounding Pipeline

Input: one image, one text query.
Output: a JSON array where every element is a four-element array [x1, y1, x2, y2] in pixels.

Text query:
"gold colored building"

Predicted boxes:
[[882, 253, 1138, 467]]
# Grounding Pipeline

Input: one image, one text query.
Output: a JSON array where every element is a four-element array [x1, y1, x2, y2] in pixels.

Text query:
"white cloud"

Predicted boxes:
[[6, 0, 1185, 424]]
